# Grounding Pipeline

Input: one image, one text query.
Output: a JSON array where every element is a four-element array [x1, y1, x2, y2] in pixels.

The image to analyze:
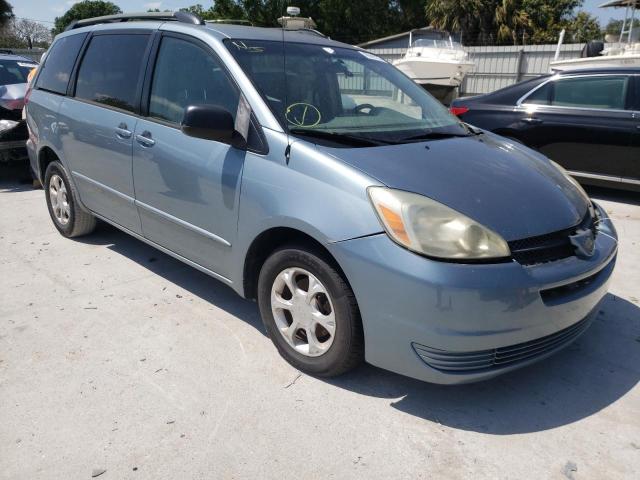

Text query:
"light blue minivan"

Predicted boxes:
[[26, 12, 618, 384]]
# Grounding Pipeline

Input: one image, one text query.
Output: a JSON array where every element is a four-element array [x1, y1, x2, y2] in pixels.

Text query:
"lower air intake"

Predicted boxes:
[[412, 316, 592, 374]]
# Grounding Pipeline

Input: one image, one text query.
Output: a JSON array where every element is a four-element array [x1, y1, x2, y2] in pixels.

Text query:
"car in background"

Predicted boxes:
[[0, 50, 38, 173], [450, 68, 640, 191]]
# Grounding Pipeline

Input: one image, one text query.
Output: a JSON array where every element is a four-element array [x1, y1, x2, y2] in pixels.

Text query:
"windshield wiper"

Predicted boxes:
[[398, 131, 473, 143], [289, 128, 392, 147], [464, 124, 484, 136]]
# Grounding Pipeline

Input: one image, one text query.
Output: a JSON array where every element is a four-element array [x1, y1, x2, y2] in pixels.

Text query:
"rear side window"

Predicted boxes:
[[148, 36, 239, 124], [75, 34, 150, 112], [552, 76, 629, 110], [35, 33, 87, 95]]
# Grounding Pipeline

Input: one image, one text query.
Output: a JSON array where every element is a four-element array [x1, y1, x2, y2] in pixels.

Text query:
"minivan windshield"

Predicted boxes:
[[225, 39, 469, 146]]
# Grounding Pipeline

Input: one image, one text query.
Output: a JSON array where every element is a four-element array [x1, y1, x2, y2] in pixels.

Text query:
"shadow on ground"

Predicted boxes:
[[0, 165, 35, 192], [78, 222, 265, 336], [586, 185, 640, 206], [79, 221, 640, 436], [328, 294, 640, 435]]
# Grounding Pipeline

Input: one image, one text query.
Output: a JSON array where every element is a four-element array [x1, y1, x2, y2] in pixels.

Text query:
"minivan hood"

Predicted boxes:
[[318, 133, 588, 241]]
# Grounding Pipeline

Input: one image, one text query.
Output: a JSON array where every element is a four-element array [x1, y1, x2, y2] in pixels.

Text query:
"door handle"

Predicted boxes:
[[115, 123, 132, 138], [521, 117, 543, 125], [136, 131, 155, 147]]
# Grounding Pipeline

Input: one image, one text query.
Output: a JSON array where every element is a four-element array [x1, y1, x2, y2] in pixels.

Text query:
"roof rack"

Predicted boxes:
[[205, 19, 253, 26], [295, 28, 328, 38], [65, 11, 205, 31]]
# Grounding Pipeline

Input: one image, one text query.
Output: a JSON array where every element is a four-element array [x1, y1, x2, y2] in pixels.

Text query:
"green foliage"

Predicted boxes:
[[0, 0, 13, 26], [567, 11, 601, 43], [604, 18, 640, 36], [53, 1, 122, 36], [47, 0, 605, 46], [178, 1, 425, 44], [425, 0, 601, 45]]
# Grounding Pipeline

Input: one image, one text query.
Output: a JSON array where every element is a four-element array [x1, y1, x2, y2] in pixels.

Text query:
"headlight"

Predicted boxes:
[[0, 119, 18, 133], [368, 187, 510, 260], [549, 160, 590, 203]]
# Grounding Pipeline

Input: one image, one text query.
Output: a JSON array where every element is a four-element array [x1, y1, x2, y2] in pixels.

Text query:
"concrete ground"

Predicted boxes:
[[1, 170, 639, 480]]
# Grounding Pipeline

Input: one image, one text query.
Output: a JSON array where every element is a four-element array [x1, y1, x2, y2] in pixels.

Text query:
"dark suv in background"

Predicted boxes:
[[451, 68, 640, 191]]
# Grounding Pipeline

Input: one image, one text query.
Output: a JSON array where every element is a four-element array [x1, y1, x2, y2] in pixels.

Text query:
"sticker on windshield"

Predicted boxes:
[[322, 47, 335, 54], [18, 62, 37, 68], [230, 41, 264, 53], [358, 51, 384, 62], [286, 103, 321, 127]]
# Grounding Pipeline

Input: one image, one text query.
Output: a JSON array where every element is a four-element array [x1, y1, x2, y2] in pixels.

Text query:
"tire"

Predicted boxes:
[[257, 245, 364, 377], [44, 160, 96, 238]]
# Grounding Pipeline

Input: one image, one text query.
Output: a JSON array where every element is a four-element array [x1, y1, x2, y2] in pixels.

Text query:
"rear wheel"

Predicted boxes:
[[257, 245, 364, 377], [44, 161, 96, 238]]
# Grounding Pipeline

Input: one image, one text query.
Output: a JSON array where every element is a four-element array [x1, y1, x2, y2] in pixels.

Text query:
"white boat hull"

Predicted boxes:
[[393, 58, 475, 87], [550, 54, 640, 71]]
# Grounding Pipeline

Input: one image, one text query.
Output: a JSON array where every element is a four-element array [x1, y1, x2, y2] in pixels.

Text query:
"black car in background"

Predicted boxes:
[[0, 51, 38, 173], [450, 68, 640, 191]]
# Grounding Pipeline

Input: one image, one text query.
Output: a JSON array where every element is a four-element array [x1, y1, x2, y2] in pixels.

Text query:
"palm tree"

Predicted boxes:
[[425, 0, 492, 45], [495, 0, 530, 45]]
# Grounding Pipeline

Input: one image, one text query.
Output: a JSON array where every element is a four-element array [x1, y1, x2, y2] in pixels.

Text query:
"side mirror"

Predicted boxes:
[[181, 104, 247, 149]]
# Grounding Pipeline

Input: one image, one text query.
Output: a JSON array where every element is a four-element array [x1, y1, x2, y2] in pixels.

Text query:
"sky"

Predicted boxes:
[[12, 0, 628, 28]]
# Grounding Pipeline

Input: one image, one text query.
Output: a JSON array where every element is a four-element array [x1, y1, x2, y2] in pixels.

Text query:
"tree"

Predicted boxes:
[[0, 0, 13, 27], [12, 18, 51, 49], [495, 0, 530, 45], [53, 1, 121, 36], [521, 0, 581, 43], [568, 11, 601, 43], [314, 0, 399, 44], [425, 0, 599, 45], [425, 0, 492, 44], [181, 1, 246, 21], [604, 18, 640, 36]]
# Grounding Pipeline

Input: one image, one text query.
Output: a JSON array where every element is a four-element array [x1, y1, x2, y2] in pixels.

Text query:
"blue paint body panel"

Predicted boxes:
[[328, 203, 616, 383]]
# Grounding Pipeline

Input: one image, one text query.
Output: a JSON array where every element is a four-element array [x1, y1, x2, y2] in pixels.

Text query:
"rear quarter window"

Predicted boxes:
[[35, 33, 87, 95], [75, 34, 150, 112], [522, 82, 551, 105]]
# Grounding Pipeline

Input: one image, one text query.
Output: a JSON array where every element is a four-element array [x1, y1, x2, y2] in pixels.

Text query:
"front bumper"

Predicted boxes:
[[0, 120, 28, 164], [329, 203, 617, 384]]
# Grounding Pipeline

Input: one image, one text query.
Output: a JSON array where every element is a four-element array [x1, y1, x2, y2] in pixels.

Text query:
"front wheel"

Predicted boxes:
[[257, 245, 364, 377]]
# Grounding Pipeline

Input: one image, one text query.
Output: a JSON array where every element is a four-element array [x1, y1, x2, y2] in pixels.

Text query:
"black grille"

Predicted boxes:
[[412, 316, 592, 374], [508, 210, 598, 266]]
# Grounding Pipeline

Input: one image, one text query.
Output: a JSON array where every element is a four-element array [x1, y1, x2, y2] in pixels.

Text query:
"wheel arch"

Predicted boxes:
[[242, 226, 349, 301], [37, 145, 63, 182]]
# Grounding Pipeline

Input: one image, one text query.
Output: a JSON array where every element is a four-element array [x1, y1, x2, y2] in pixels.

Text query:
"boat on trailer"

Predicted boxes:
[[392, 28, 475, 103], [550, 0, 640, 71]]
